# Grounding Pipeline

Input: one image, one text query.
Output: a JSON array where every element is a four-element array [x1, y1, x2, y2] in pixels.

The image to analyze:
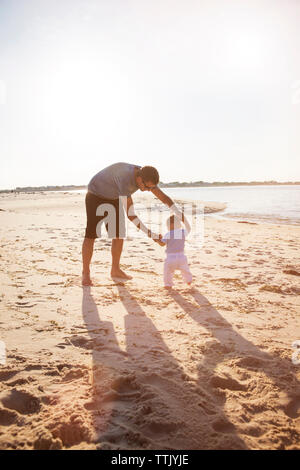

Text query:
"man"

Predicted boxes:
[[82, 162, 181, 286]]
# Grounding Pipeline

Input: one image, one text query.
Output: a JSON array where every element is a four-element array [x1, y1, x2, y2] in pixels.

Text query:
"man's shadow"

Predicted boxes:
[[82, 284, 250, 449], [81, 286, 130, 445]]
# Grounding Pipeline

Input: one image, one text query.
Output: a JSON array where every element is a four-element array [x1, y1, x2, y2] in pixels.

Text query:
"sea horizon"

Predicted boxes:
[[1, 183, 299, 226]]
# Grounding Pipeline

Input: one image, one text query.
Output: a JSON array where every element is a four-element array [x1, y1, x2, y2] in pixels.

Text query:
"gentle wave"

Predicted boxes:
[[163, 185, 300, 226], [58, 185, 300, 225]]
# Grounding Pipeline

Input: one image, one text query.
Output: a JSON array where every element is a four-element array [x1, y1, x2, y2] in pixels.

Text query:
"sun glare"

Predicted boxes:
[[39, 56, 134, 139], [219, 28, 269, 75]]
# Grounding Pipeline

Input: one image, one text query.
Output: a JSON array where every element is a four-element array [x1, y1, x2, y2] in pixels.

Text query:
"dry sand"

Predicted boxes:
[[0, 191, 299, 450]]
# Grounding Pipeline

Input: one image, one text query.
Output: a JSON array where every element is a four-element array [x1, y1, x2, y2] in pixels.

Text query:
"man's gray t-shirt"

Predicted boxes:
[[88, 162, 141, 199]]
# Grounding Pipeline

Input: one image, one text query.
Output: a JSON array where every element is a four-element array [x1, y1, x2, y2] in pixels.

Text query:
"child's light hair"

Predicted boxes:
[[166, 215, 182, 230]]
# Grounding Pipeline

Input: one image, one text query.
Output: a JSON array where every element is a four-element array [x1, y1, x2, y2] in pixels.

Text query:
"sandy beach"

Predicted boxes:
[[0, 191, 299, 450]]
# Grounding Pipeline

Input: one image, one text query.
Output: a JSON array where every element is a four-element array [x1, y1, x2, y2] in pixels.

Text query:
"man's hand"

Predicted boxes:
[[150, 232, 160, 240], [152, 233, 165, 246]]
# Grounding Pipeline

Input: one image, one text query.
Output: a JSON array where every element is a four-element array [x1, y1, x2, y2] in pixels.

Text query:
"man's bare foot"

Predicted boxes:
[[111, 268, 132, 280], [82, 272, 93, 286]]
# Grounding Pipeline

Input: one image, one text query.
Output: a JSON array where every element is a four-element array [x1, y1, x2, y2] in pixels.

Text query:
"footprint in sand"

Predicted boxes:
[[210, 375, 247, 392], [6, 378, 30, 387], [0, 389, 41, 415], [15, 301, 37, 308], [212, 418, 236, 434], [63, 335, 95, 350], [284, 395, 300, 419], [236, 356, 267, 369], [50, 417, 91, 448], [0, 369, 20, 381], [0, 408, 20, 426], [33, 432, 62, 450]]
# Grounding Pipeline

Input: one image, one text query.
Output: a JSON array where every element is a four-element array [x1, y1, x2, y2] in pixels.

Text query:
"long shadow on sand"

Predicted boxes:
[[168, 288, 300, 447], [82, 285, 251, 449]]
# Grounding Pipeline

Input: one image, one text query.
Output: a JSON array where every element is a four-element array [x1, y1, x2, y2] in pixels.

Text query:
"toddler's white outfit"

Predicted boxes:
[[162, 228, 192, 287]]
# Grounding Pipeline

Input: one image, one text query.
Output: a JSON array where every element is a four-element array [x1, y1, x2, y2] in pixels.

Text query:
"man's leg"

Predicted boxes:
[[110, 238, 132, 279], [82, 237, 95, 286]]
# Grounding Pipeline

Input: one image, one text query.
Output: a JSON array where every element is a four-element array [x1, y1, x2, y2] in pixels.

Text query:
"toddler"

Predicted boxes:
[[158, 214, 193, 288]]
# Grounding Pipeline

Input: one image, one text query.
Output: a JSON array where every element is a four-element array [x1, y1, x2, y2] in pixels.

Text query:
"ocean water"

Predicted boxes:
[[66, 185, 300, 225], [163, 185, 300, 225]]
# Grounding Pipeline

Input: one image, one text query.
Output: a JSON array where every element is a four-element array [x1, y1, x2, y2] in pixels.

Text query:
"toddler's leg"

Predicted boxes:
[[180, 257, 193, 284], [164, 259, 175, 288]]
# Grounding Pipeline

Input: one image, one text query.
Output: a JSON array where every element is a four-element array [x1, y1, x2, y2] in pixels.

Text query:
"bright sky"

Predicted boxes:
[[0, 0, 300, 189]]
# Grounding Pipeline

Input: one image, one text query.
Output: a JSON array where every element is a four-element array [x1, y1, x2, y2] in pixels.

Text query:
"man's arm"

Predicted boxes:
[[150, 187, 174, 208], [124, 197, 160, 240], [151, 187, 189, 232]]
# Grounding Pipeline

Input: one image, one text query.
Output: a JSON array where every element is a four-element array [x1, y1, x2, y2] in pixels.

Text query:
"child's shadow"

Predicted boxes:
[[82, 285, 250, 449], [168, 288, 300, 443]]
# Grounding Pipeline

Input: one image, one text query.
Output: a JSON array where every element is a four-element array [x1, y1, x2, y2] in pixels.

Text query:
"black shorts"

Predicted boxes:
[[84, 192, 126, 239]]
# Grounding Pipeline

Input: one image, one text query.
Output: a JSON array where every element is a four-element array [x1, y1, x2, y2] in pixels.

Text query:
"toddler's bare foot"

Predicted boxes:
[[111, 268, 132, 280], [82, 272, 93, 286]]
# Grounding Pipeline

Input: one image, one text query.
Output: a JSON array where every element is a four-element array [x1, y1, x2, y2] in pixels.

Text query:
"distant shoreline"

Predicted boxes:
[[1, 181, 300, 193]]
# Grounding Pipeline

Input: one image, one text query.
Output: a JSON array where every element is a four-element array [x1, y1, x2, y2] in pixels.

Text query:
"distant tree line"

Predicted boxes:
[[159, 180, 300, 187], [0, 181, 299, 193]]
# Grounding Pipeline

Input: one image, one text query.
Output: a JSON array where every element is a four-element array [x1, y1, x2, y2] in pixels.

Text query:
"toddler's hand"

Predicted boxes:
[[152, 233, 160, 242], [154, 234, 165, 246]]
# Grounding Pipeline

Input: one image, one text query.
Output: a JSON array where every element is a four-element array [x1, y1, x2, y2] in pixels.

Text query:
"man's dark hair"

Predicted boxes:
[[139, 166, 159, 185]]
